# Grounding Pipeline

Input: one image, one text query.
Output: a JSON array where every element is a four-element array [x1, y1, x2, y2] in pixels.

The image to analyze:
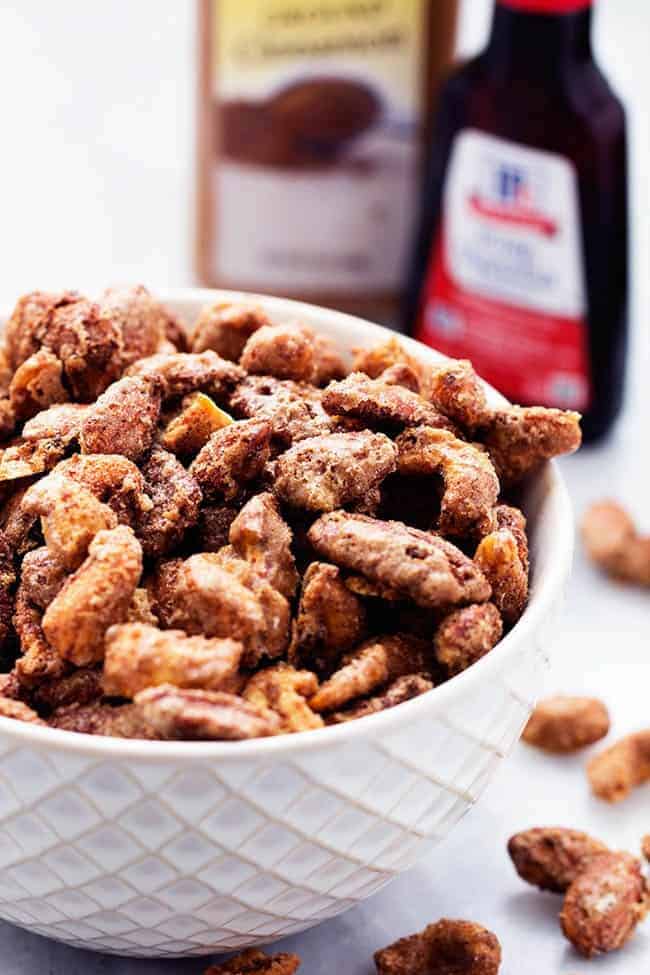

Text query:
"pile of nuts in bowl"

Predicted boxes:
[[0, 286, 581, 740]]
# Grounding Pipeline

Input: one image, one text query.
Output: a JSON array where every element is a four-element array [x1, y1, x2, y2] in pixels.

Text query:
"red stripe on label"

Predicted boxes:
[[468, 194, 558, 236]]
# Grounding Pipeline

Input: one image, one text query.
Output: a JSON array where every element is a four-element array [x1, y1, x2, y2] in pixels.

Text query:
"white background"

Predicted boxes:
[[0, 1, 648, 972]]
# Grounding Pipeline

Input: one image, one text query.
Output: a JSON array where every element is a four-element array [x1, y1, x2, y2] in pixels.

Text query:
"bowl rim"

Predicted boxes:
[[0, 287, 574, 762]]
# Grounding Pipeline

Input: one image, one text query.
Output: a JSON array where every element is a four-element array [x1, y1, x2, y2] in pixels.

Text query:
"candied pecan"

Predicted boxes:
[[374, 918, 501, 975], [50, 701, 155, 738], [134, 684, 281, 740], [428, 359, 491, 433], [322, 373, 455, 432], [352, 337, 426, 391], [30, 667, 104, 713], [0, 696, 45, 726], [189, 419, 271, 502], [434, 603, 502, 677], [230, 375, 333, 447], [18, 547, 67, 609], [161, 392, 233, 457], [587, 729, 650, 803], [474, 511, 528, 625], [26, 477, 117, 570], [244, 663, 324, 732], [190, 301, 270, 361], [289, 562, 367, 674], [53, 454, 151, 526], [136, 447, 201, 558], [42, 526, 143, 666], [9, 349, 67, 422], [80, 376, 162, 462], [0, 438, 66, 482], [41, 297, 124, 401], [508, 828, 610, 893], [397, 427, 499, 536], [195, 503, 240, 552], [22, 403, 88, 444], [328, 673, 433, 724], [229, 492, 298, 598], [310, 634, 430, 713], [560, 852, 649, 957], [581, 500, 650, 587], [104, 622, 243, 697], [523, 696, 610, 753], [308, 512, 491, 610], [274, 431, 397, 513], [483, 405, 582, 486], [4, 290, 80, 369], [241, 323, 317, 382], [14, 592, 67, 686], [127, 350, 244, 403], [204, 948, 301, 975], [344, 574, 403, 602], [99, 284, 175, 366]]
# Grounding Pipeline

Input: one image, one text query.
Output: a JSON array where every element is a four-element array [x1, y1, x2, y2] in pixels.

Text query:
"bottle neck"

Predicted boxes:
[[486, 3, 593, 77]]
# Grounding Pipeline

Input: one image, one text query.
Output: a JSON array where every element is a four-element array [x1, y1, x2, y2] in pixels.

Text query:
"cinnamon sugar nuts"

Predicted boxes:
[[0, 287, 581, 740]]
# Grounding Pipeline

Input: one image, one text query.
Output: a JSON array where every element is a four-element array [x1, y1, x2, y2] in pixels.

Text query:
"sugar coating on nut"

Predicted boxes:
[[0, 438, 66, 482], [352, 337, 427, 392], [190, 419, 271, 501], [523, 696, 610, 753], [134, 684, 280, 740], [9, 349, 67, 422], [581, 500, 650, 587], [474, 505, 528, 625], [428, 358, 492, 433], [244, 663, 323, 733], [434, 603, 502, 677], [323, 372, 455, 431], [230, 375, 333, 446], [241, 323, 317, 382], [203, 947, 301, 974], [161, 392, 233, 457], [374, 918, 502, 975], [22, 403, 88, 444], [508, 827, 610, 893], [127, 349, 244, 402], [136, 447, 202, 558], [329, 674, 433, 724], [484, 405, 581, 486], [229, 492, 298, 598], [289, 562, 367, 674], [587, 729, 650, 803], [190, 301, 270, 361], [80, 375, 161, 462]]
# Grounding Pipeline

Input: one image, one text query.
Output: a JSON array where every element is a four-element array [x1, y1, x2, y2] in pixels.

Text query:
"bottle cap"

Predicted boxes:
[[499, 0, 592, 12]]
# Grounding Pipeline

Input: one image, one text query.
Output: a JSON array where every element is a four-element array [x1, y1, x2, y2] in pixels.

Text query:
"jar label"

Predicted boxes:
[[211, 0, 426, 294], [415, 129, 591, 410]]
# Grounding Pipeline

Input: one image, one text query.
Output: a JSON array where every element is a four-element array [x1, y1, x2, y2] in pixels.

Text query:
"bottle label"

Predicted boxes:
[[415, 129, 591, 410], [212, 0, 427, 295]]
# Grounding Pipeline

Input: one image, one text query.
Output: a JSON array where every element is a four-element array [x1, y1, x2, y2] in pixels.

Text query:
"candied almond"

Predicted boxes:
[[374, 918, 501, 975], [42, 297, 124, 401], [9, 349, 67, 422], [189, 419, 271, 502], [581, 500, 650, 587], [80, 375, 162, 462], [474, 508, 528, 625], [483, 405, 581, 486], [241, 323, 316, 382], [244, 663, 324, 733], [522, 696, 610, 753], [203, 947, 301, 974], [99, 284, 175, 366], [434, 603, 502, 677], [18, 547, 68, 610], [104, 622, 243, 698], [508, 827, 609, 893], [190, 301, 270, 361], [4, 290, 80, 370], [587, 729, 650, 803], [134, 684, 281, 741], [289, 562, 367, 674], [229, 492, 298, 598], [428, 358, 492, 433]]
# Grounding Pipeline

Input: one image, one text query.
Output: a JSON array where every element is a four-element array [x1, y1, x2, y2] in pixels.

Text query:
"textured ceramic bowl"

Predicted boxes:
[[0, 290, 573, 957]]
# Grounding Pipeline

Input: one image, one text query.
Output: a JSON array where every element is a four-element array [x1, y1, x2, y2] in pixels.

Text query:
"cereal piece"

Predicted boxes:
[[195, 503, 240, 552], [22, 403, 88, 444], [14, 592, 67, 686], [244, 663, 324, 733], [189, 419, 271, 502], [230, 375, 333, 447], [329, 673, 433, 724], [127, 350, 244, 402], [49, 701, 154, 738], [31, 667, 104, 713], [136, 447, 202, 558], [352, 337, 426, 391], [428, 359, 491, 433], [474, 511, 529, 625], [274, 431, 397, 513], [523, 696, 610, 753], [560, 851, 649, 957], [9, 349, 67, 421], [308, 512, 491, 610], [310, 634, 430, 713], [241, 323, 316, 382], [289, 562, 367, 674], [0, 696, 45, 725], [41, 297, 124, 401], [581, 501, 650, 587], [161, 392, 233, 457], [134, 684, 281, 740], [0, 437, 66, 481], [18, 547, 68, 609], [508, 828, 610, 893], [380, 363, 421, 393], [587, 729, 650, 803], [203, 948, 301, 975], [42, 526, 143, 666], [322, 373, 455, 431], [229, 493, 298, 598], [80, 376, 162, 462], [483, 405, 582, 486], [104, 622, 243, 697], [374, 918, 501, 975], [434, 603, 503, 677], [52, 454, 151, 526], [4, 290, 80, 369], [190, 301, 270, 361], [27, 477, 117, 570], [99, 284, 175, 366], [396, 427, 499, 536]]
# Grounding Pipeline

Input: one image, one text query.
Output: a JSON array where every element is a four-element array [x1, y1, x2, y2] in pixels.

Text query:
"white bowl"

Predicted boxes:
[[0, 289, 573, 957]]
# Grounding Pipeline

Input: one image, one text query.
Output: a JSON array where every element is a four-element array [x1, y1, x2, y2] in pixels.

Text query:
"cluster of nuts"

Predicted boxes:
[[0, 286, 581, 740]]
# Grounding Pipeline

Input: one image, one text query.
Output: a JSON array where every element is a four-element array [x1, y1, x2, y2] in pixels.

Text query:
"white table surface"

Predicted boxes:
[[0, 2, 648, 972]]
